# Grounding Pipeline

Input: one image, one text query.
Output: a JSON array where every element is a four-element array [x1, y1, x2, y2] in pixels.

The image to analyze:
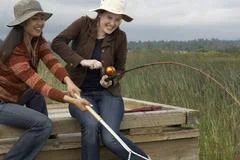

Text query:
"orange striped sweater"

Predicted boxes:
[[0, 37, 68, 103]]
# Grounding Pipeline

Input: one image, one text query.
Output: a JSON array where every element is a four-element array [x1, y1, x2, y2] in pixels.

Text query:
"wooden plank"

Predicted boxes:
[[0, 128, 198, 155], [121, 110, 186, 129], [0, 138, 199, 160], [47, 103, 68, 110], [129, 126, 197, 136], [128, 128, 199, 143], [123, 97, 194, 111], [47, 99, 149, 111], [0, 109, 186, 139], [123, 97, 199, 120], [47, 97, 198, 114], [129, 127, 163, 135]]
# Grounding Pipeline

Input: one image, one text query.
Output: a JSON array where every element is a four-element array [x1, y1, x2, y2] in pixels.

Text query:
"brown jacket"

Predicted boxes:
[[51, 16, 127, 96]]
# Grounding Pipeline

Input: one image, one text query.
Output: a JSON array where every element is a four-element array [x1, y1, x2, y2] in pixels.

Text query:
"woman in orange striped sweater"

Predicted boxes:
[[0, 0, 89, 159]]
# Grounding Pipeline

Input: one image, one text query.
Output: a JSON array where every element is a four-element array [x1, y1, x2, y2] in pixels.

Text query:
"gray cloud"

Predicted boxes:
[[1, 0, 240, 41], [124, 24, 240, 41]]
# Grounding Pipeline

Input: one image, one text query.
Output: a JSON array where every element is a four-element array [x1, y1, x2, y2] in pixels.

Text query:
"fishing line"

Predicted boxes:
[[105, 61, 240, 106]]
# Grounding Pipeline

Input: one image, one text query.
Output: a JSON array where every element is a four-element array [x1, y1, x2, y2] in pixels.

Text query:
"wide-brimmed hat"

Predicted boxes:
[[90, 0, 133, 22], [7, 0, 52, 27]]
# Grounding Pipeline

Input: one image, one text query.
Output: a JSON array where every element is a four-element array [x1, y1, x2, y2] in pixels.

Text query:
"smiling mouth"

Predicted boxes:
[[107, 26, 115, 31], [34, 27, 42, 32]]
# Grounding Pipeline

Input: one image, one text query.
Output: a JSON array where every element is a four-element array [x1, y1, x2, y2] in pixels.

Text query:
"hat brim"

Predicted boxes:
[[7, 11, 52, 27], [90, 8, 133, 22]]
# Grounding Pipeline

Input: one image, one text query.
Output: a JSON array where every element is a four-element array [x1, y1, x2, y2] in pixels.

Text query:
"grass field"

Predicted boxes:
[[39, 50, 240, 160]]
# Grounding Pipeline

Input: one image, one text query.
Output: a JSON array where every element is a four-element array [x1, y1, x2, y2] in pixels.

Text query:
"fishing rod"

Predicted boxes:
[[105, 61, 240, 106], [74, 94, 150, 160], [105, 62, 165, 82]]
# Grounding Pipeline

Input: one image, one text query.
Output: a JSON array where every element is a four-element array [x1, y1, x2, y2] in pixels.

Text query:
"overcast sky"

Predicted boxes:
[[1, 0, 240, 41]]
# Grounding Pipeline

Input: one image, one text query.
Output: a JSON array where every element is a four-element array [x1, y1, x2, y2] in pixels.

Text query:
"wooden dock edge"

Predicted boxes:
[[0, 98, 200, 160], [0, 127, 199, 160]]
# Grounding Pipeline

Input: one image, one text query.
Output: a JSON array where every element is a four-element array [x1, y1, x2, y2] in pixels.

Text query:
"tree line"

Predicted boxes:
[[128, 38, 240, 54], [1, 38, 240, 53]]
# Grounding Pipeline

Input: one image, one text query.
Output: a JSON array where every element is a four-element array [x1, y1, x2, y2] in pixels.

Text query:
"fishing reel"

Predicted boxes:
[[105, 66, 116, 76], [104, 66, 118, 82]]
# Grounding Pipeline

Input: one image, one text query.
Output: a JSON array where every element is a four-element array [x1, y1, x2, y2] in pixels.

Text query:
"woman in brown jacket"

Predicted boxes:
[[0, 0, 89, 159], [51, 0, 150, 159]]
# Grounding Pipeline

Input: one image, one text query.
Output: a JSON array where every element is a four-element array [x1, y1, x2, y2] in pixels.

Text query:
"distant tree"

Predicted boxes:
[[1, 38, 240, 54], [127, 39, 240, 54], [0, 39, 3, 48]]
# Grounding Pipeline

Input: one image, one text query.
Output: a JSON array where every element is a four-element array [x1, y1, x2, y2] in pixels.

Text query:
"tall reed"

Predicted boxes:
[[39, 50, 240, 160]]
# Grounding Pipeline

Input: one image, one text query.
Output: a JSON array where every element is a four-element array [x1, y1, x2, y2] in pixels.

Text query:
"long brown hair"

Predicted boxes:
[[0, 26, 23, 64]]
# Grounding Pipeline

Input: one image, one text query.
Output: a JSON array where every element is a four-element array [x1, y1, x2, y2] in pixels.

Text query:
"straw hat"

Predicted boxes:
[[8, 0, 52, 27], [90, 0, 133, 22]]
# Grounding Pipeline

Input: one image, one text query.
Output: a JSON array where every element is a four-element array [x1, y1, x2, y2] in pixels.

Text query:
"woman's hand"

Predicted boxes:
[[72, 97, 90, 111], [100, 75, 113, 88], [80, 59, 102, 69], [64, 76, 81, 97], [63, 95, 90, 111]]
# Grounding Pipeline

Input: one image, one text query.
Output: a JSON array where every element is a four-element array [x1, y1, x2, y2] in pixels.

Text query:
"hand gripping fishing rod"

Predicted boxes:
[[105, 61, 240, 107], [74, 94, 150, 160]]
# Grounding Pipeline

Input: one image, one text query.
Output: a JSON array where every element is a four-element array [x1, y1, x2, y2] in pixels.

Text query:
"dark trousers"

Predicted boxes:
[[0, 89, 52, 160]]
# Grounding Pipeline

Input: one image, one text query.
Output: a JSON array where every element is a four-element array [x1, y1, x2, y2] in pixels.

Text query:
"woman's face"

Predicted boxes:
[[98, 11, 122, 36], [23, 13, 45, 39]]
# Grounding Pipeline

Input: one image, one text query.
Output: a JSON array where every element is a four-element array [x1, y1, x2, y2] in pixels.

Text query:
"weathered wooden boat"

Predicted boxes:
[[0, 97, 199, 160]]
